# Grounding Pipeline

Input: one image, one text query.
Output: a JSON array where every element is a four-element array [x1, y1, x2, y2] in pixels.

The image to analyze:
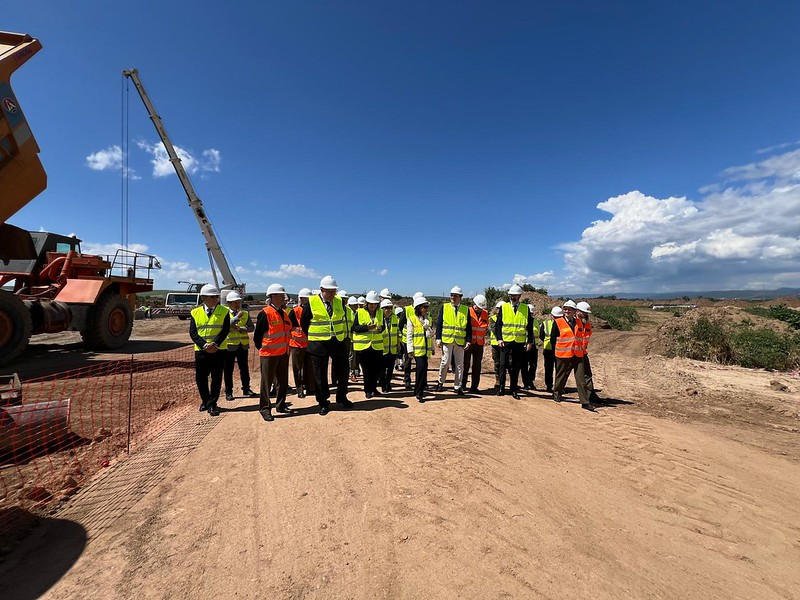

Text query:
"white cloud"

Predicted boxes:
[[374, 268, 389, 276], [721, 148, 800, 182], [512, 272, 554, 285], [136, 140, 222, 178], [82, 241, 150, 255], [257, 264, 319, 279], [85, 145, 140, 180], [756, 140, 800, 155]]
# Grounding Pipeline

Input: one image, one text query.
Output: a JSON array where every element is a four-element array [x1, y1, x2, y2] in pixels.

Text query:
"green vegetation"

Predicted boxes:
[[744, 304, 800, 330], [590, 305, 640, 331], [520, 284, 548, 295]]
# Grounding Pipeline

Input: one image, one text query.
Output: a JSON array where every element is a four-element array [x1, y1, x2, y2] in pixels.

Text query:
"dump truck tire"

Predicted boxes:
[[81, 292, 133, 349], [0, 290, 32, 366]]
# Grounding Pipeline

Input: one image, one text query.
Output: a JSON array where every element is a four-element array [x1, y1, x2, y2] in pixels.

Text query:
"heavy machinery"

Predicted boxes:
[[0, 32, 160, 366], [164, 281, 206, 319], [122, 68, 246, 299]]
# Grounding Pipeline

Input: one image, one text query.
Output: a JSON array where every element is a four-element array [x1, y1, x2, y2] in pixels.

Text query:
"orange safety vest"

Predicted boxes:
[[554, 316, 585, 359], [469, 306, 488, 346], [582, 320, 592, 354], [289, 305, 308, 348], [259, 305, 292, 357]]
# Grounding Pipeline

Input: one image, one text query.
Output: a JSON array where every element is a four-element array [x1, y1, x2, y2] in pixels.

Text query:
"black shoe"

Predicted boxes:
[[435, 383, 444, 392], [275, 405, 295, 414], [225, 393, 234, 402], [260, 411, 274, 422], [337, 398, 354, 408], [199, 403, 208, 412], [496, 389, 506, 396], [404, 383, 412, 391], [298, 391, 306, 399], [455, 388, 466, 396], [469, 387, 479, 393], [511, 391, 520, 400], [417, 395, 425, 403], [581, 403, 597, 412], [243, 389, 258, 397], [552, 394, 563, 403], [319, 404, 330, 416], [372, 390, 383, 397], [546, 388, 553, 393], [208, 405, 220, 416], [365, 392, 373, 399]]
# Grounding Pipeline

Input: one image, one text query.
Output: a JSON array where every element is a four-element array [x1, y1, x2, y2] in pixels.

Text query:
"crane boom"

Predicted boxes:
[[122, 68, 243, 294]]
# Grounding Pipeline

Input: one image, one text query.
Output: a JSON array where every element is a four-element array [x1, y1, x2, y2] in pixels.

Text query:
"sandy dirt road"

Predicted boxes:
[[3, 325, 800, 599]]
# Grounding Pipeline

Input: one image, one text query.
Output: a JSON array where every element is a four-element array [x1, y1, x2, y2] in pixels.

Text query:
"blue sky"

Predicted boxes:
[[6, 1, 800, 296]]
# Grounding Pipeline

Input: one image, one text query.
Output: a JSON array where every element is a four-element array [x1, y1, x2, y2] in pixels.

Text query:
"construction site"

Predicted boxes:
[[2, 14, 800, 600]]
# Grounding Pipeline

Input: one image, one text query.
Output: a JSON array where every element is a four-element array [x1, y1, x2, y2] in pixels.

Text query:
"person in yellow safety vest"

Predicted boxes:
[[189, 285, 231, 416], [576, 301, 603, 404], [379, 299, 400, 393], [489, 300, 505, 390], [300, 276, 353, 415], [494, 285, 534, 399], [550, 299, 595, 412], [330, 289, 350, 389], [346, 295, 360, 381], [351, 291, 385, 398], [398, 291, 424, 390], [462, 294, 488, 392], [223, 291, 257, 402], [539, 306, 562, 393], [288, 288, 315, 398], [521, 303, 541, 391], [406, 295, 435, 402], [435, 286, 472, 395]]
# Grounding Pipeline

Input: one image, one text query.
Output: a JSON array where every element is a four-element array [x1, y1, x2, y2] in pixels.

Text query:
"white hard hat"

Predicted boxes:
[[495, 300, 505, 308], [266, 283, 286, 296], [366, 291, 381, 304], [380, 299, 393, 309], [562, 299, 577, 309], [551, 306, 564, 317], [226, 291, 242, 302], [508, 284, 523, 295], [200, 284, 220, 297], [413, 291, 424, 299], [394, 306, 403, 315], [358, 296, 366, 305], [413, 296, 429, 308], [337, 290, 347, 297], [380, 288, 391, 298], [319, 275, 338, 290], [298, 288, 312, 299], [312, 289, 320, 295], [450, 286, 463, 295], [348, 296, 359, 306], [576, 301, 591, 314], [473, 294, 487, 309]]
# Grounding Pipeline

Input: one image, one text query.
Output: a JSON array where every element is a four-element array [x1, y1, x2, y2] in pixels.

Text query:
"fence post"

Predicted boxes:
[[126, 354, 134, 454]]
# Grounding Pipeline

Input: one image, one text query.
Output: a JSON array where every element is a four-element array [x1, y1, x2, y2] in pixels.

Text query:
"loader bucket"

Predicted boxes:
[[0, 399, 71, 456]]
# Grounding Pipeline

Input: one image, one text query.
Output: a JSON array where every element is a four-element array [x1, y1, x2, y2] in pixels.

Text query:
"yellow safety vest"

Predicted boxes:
[[226, 310, 249, 348], [409, 312, 432, 357], [489, 314, 499, 347], [308, 295, 346, 342], [542, 319, 554, 350], [382, 312, 399, 355], [344, 306, 355, 339], [441, 303, 469, 345], [352, 308, 385, 351], [191, 305, 229, 351], [532, 318, 541, 348], [500, 303, 528, 343]]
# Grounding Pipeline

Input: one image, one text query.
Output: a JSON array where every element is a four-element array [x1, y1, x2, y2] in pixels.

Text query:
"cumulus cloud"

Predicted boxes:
[[257, 264, 319, 279], [85, 145, 140, 180], [557, 147, 800, 292], [136, 140, 222, 178], [82, 241, 150, 255]]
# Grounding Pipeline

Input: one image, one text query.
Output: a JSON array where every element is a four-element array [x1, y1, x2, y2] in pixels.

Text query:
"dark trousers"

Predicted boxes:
[[310, 341, 349, 406], [195, 350, 224, 408], [259, 354, 289, 413], [381, 353, 396, 392], [357, 348, 382, 394], [499, 342, 524, 392], [491, 345, 502, 387], [521, 347, 538, 388], [543, 349, 556, 391], [290, 346, 314, 393], [584, 354, 595, 396], [554, 356, 590, 404], [402, 347, 413, 385], [414, 355, 428, 398], [461, 343, 484, 390], [224, 345, 251, 394]]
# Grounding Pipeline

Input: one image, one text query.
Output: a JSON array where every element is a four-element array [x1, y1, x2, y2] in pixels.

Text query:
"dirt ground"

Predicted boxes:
[[2, 311, 800, 599]]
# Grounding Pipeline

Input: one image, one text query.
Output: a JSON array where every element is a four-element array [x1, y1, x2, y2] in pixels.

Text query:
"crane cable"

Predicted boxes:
[[120, 74, 130, 251]]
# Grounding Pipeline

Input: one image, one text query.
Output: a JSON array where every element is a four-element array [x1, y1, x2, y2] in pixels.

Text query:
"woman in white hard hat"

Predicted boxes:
[[346, 296, 361, 381], [379, 299, 400, 393], [406, 296, 435, 402], [189, 284, 231, 417], [223, 291, 257, 402], [350, 291, 385, 398]]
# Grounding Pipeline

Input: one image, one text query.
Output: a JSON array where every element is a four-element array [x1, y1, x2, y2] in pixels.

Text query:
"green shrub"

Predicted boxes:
[[744, 304, 800, 329], [590, 305, 640, 331]]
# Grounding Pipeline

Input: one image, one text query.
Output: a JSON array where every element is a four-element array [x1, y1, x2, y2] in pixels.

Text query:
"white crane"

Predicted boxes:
[[123, 68, 245, 296]]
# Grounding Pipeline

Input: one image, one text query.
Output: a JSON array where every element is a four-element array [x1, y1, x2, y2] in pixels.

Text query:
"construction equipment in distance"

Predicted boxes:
[[122, 68, 246, 299], [0, 31, 160, 366]]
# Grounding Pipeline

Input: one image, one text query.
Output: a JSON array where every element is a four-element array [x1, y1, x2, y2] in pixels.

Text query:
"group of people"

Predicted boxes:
[[189, 276, 603, 421]]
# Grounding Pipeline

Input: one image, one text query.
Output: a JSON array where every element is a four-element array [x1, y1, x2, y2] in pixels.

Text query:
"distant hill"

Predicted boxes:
[[563, 288, 800, 301]]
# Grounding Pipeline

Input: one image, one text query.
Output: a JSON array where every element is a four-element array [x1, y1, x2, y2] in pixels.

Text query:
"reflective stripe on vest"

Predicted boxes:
[[191, 305, 229, 351], [226, 309, 250, 347], [440, 303, 468, 345], [382, 313, 399, 355], [542, 319, 554, 350], [259, 305, 292, 357], [307, 295, 346, 341], [500, 303, 528, 343], [554, 316, 584, 359], [469, 306, 488, 346], [582, 320, 592, 353], [489, 314, 499, 346], [289, 305, 308, 348], [352, 308, 385, 351], [409, 312, 432, 357]]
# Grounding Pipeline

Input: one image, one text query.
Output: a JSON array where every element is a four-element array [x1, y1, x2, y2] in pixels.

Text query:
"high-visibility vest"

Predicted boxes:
[[500, 303, 529, 343], [554, 316, 584, 359], [226, 309, 250, 348], [382, 312, 399, 355], [489, 314, 499, 346], [352, 308, 385, 352], [542, 319, 554, 350], [344, 306, 355, 339], [191, 305, 229, 351], [409, 312, 432, 357], [531, 318, 541, 348], [441, 303, 469, 345], [582, 320, 592, 353], [259, 305, 292, 357], [469, 306, 488, 345], [289, 305, 308, 348], [307, 295, 346, 342]]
